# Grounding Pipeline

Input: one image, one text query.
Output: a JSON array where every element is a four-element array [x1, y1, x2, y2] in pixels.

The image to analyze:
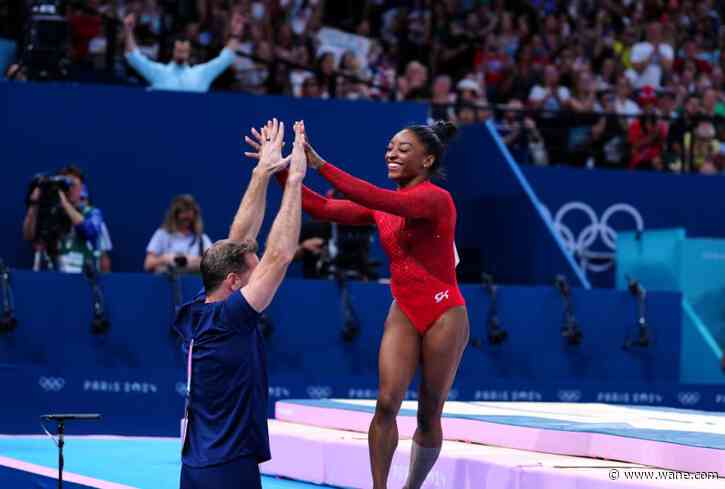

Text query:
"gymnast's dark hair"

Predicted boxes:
[[404, 120, 458, 178]]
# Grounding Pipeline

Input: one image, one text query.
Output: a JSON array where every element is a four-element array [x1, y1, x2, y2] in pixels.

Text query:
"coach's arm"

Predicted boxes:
[[241, 121, 306, 312]]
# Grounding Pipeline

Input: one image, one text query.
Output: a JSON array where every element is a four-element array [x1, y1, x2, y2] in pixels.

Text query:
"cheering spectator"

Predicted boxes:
[[626, 22, 674, 89], [145, 195, 212, 273], [123, 12, 244, 92], [528, 65, 571, 115]]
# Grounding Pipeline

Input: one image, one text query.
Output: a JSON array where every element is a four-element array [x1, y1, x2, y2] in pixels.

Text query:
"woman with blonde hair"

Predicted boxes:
[[145, 194, 212, 273]]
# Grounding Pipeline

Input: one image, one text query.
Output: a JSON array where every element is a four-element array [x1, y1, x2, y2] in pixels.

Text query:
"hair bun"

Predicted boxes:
[[431, 120, 458, 146]]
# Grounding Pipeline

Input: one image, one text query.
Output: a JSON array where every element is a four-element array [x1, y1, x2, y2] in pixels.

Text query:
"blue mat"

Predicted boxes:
[[0, 437, 338, 489]]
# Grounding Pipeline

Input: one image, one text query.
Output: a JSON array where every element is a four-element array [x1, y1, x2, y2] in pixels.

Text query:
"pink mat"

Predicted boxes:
[[274, 400, 725, 475], [262, 420, 724, 489]]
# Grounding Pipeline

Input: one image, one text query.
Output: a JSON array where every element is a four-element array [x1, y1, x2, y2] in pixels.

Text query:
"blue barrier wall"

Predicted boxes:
[[1, 82, 426, 274], [445, 123, 588, 287], [3, 82, 587, 287], [1, 270, 691, 435]]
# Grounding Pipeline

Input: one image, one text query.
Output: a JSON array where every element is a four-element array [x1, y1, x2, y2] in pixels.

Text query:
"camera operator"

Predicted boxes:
[[145, 194, 212, 274], [23, 165, 109, 273]]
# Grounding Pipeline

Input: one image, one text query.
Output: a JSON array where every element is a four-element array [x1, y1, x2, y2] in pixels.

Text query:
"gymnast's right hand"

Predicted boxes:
[[288, 121, 307, 183], [251, 118, 288, 176]]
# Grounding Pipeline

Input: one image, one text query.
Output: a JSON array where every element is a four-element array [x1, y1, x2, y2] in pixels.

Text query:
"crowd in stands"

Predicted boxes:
[[2, 0, 725, 172]]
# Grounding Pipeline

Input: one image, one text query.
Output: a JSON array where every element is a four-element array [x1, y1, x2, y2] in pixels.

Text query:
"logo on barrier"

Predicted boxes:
[[268, 386, 291, 398], [83, 379, 158, 394], [549, 202, 644, 273], [38, 377, 65, 392], [306, 385, 333, 399], [557, 389, 582, 402], [348, 388, 378, 399], [677, 391, 701, 406]]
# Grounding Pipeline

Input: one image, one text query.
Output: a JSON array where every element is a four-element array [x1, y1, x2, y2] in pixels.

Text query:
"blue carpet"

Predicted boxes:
[[0, 437, 338, 489]]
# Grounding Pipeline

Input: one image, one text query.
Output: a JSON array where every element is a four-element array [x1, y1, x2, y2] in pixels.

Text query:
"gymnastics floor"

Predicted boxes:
[[3, 400, 725, 488]]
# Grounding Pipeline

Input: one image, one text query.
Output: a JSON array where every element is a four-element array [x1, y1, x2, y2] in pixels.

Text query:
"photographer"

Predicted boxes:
[[145, 194, 212, 274], [23, 165, 108, 273], [495, 99, 547, 166]]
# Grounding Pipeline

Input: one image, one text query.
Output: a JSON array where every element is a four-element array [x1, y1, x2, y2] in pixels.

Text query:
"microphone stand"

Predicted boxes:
[[40, 414, 101, 489], [0, 258, 17, 332], [84, 259, 110, 334], [471, 273, 507, 348], [623, 276, 651, 349], [335, 270, 361, 342], [555, 275, 582, 346]]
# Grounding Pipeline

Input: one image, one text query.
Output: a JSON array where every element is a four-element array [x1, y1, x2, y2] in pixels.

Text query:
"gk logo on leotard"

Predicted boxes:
[[434, 290, 449, 303]]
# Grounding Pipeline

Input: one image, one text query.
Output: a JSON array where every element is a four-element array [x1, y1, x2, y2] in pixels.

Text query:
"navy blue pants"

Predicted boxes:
[[180, 456, 262, 489]]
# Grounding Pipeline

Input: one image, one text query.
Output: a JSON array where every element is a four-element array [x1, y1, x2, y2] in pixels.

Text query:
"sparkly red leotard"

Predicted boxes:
[[283, 162, 465, 334]]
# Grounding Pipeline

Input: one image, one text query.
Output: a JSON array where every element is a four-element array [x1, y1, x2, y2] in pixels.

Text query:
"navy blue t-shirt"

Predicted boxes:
[[174, 291, 270, 467]]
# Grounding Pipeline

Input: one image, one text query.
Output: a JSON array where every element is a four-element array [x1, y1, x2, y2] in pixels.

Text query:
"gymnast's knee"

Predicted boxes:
[[416, 392, 445, 433], [374, 392, 403, 422]]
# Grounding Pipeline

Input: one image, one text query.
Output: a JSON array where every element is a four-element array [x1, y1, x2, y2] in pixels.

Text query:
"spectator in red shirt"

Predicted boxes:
[[628, 86, 669, 170], [68, 2, 102, 64]]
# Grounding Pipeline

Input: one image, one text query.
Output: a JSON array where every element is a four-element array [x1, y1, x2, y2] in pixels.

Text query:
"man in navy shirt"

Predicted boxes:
[[174, 119, 306, 489]]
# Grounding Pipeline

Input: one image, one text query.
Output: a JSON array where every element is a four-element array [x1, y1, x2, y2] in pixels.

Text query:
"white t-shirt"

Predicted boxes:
[[627, 42, 674, 89], [614, 98, 641, 117], [630, 42, 674, 65], [529, 85, 571, 111], [146, 229, 212, 257]]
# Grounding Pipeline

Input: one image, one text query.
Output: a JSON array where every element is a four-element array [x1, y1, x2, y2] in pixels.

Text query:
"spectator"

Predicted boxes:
[[316, 51, 338, 98], [613, 75, 641, 118], [690, 121, 721, 174], [667, 93, 702, 172], [397, 60, 430, 101], [145, 194, 212, 274], [430, 75, 456, 122], [592, 91, 629, 169], [123, 12, 244, 92], [628, 87, 669, 170], [528, 65, 571, 115], [23, 166, 109, 273], [626, 22, 674, 89]]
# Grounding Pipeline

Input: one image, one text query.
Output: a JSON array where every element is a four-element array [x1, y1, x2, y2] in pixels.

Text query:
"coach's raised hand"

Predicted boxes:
[[253, 118, 289, 176], [228, 118, 286, 244]]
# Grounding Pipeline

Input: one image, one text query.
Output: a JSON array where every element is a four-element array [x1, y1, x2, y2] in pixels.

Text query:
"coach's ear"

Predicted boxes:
[[227, 272, 245, 292]]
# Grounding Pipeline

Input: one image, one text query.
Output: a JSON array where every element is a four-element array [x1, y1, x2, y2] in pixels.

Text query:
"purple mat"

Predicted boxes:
[[274, 400, 725, 475], [263, 421, 722, 489]]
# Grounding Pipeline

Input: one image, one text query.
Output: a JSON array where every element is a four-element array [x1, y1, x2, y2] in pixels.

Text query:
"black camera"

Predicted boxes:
[[21, 1, 70, 81], [26, 173, 74, 256], [174, 255, 189, 268]]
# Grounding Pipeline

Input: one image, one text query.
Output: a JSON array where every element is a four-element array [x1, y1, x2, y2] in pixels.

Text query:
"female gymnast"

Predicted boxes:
[[245, 120, 469, 489]]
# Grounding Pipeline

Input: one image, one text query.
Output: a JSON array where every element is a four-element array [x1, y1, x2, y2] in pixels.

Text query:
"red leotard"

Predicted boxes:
[[281, 162, 465, 334]]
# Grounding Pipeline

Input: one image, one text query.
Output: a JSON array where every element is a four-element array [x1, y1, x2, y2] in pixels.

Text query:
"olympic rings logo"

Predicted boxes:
[[677, 392, 701, 406], [557, 390, 583, 402], [38, 377, 66, 392], [306, 385, 333, 399], [551, 202, 644, 273]]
